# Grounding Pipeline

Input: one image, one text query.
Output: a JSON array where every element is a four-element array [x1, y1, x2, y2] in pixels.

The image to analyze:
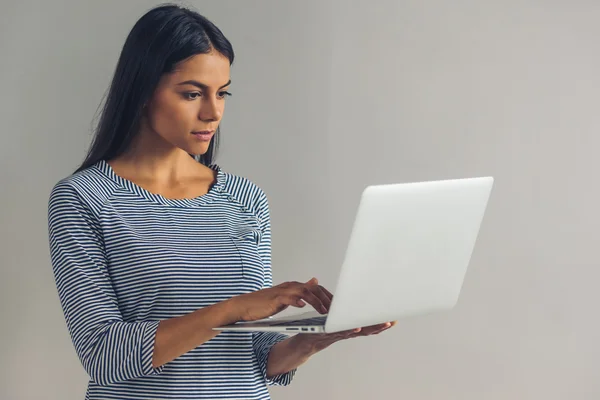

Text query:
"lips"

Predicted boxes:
[[191, 130, 214, 141]]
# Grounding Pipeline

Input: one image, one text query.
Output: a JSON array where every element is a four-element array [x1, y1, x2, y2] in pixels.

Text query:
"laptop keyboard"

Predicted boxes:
[[270, 315, 327, 326]]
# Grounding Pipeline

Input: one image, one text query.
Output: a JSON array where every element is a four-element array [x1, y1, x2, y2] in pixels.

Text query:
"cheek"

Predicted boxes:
[[149, 97, 196, 138]]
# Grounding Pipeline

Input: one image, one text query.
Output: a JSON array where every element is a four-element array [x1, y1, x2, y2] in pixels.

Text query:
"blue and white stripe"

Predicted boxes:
[[47, 160, 295, 399]]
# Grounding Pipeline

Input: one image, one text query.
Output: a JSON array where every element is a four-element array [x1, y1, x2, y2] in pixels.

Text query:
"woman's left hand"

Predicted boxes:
[[266, 318, 397, 377], [296, 321, 397, 353]]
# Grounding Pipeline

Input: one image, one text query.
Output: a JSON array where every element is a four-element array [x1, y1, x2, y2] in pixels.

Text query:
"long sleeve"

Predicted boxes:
[[252, 189, 297, 386], [47, 181, 164, 386]]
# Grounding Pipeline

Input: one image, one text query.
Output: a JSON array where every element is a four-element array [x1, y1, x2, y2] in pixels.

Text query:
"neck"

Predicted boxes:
[[114, 122, 198, 182]]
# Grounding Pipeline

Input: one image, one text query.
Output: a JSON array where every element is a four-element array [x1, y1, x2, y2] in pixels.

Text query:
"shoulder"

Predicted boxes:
[[215, 165, 270, 219], [48, 162, 120, 216]]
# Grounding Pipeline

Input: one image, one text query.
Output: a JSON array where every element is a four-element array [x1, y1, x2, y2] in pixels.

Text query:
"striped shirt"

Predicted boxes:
[[47, 160, 295, 400]]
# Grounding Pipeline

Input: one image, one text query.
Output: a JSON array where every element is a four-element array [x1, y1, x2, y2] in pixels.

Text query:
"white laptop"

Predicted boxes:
[[214, 176, 494, 334]]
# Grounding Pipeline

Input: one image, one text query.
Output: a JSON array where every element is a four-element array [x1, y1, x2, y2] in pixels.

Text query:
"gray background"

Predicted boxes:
[[1, 0, 599, 399]]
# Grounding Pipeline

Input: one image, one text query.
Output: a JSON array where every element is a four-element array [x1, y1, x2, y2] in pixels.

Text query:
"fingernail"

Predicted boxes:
[[385, 322, 391, 327]]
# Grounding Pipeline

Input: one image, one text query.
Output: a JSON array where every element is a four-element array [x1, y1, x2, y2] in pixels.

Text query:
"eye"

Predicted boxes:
[[183, 92, 201, 100], [218, 91, 232, 100]]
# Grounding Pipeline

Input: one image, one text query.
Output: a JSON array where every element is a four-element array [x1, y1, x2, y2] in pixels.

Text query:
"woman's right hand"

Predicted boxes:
[[229, 278, 333, 322]]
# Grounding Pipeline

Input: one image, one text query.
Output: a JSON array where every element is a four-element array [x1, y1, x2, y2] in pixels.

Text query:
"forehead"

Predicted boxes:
[[166, 52, 230, 86]]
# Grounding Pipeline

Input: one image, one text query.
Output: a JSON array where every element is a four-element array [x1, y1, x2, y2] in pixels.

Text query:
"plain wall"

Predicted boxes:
[[1, 1, 599, 399], [324, 1, 600, 399]]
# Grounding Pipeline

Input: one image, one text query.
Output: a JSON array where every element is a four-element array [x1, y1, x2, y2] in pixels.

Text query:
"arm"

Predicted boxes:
[[265, 335, 318, 378], [152, 299, 237, 368], [48, 182, 239, 385]]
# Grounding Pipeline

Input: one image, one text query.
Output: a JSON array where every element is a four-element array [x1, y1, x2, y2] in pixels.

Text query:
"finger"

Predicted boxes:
[[320, 285, 334, 301], [304, 279, 333, 311], [371, 325, 393, 335], [310, 285, 333, 312], [337, 323, 391, 337], [346, 324, 387, 337], [306, 277, 319, 285], [360, 322, 393, 336], [296, 299, 307, 307], [366, 322, 392, 330], [333, 322, 393, 340], [278, 294, 307, 309], [295, 284, 328, 314], [342, 330, 366, 340], [333, 327, 361, 336], [277, 281, 299, 289], [372, 327, 390, 335], [336, 327, 362, 338], [278, 284, 325, 311]]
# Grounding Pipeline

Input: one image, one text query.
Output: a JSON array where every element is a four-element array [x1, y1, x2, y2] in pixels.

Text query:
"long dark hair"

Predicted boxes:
[[76, 4, 234, 173]]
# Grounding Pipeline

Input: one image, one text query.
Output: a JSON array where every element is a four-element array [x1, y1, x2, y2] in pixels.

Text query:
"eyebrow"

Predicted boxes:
[[177, 79, 231, 90]]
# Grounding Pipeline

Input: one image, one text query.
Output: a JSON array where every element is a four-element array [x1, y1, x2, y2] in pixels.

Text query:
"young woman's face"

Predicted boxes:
[[142, 51, 231, 156]]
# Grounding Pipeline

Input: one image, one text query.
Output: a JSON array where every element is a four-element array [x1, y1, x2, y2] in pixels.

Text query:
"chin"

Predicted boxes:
[[188, 145, 211, 157]]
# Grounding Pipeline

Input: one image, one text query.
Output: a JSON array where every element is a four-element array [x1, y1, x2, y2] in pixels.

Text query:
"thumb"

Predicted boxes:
[[307, 277, 319, 285]]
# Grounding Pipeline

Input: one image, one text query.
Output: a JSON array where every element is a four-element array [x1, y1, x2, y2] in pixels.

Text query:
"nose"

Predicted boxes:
[[198, 97, 221, 122]]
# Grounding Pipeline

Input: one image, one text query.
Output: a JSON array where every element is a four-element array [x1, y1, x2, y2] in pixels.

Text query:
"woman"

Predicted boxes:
[[47, 4, 394, 399]]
